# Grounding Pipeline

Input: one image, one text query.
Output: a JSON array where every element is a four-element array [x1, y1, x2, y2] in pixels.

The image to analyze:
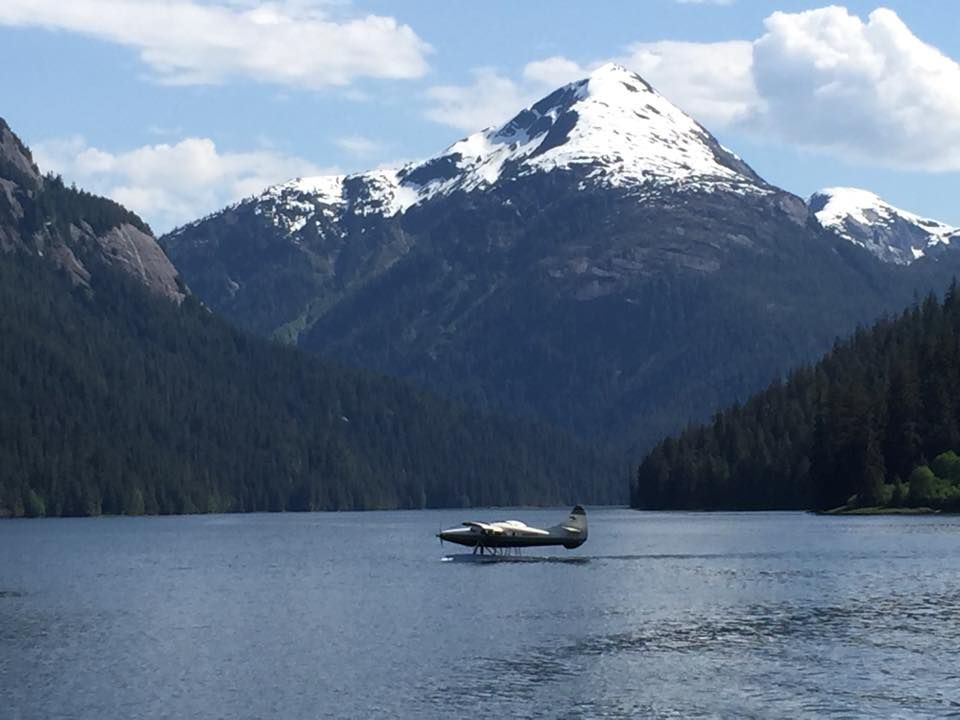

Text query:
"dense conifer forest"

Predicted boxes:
[[27, 173, 153, 237], [0, 251, 620, 517], [632, 284, 960, 511]]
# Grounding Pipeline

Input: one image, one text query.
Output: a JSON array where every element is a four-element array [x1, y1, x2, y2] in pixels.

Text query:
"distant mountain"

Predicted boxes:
[[632, 283, 960, 512], [0, 118, 618, 517], [811, 187, 957, 265], [161, 64, 960, 453], [162, 63, 798, 342], [170, 62, 777, 250], [0, 117, 183, 300]]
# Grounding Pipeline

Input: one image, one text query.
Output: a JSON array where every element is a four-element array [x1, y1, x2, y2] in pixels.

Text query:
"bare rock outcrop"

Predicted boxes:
[[0, 116, 185, 302]]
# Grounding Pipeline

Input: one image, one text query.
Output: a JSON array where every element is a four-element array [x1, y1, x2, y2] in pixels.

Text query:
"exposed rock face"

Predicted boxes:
[[0, 118, 41, 189], [0, 117, 184, 302], [160, 67, 960, 450], [98, 223, 183, 300]]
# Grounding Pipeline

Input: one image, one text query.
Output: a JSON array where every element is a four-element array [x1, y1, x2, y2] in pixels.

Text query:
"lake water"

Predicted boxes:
[[1, 509, 958, 719]]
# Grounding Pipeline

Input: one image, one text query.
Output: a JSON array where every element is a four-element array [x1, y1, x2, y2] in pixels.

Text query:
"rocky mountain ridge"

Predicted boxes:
[[0, 117, 183, 301]]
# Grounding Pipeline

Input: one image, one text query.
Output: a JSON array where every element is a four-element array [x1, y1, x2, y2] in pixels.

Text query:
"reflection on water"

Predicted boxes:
[[1, 509, 959, 719]]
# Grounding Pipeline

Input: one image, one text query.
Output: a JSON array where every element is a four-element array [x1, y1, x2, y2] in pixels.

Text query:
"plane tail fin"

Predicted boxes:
[[566, 505, 587, 531], [555, 505, 587, 548]]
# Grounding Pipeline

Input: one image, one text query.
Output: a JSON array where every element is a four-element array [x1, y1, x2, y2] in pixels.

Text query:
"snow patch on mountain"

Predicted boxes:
[[401, 62, 770, 201], [811, 187, 957, 264], [287, 175, 346, 206], [348, 169, 420, 217]]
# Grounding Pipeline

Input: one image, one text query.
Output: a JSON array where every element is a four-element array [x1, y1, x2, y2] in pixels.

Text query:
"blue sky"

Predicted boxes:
[[1, 0, 958, 232]]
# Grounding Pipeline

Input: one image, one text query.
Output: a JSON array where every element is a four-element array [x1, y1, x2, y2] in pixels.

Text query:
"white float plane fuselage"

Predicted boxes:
[[437, 506, 587, 552]]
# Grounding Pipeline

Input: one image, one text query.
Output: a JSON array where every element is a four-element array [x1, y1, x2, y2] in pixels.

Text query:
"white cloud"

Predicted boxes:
[[521, 56, 586, 88], [751, 6, 960, 171], [33, 136, 336, 233], [619, 41, 756, 126], [0, 0, 430, 89], [424, 68, 531, 132], [335, 135, 381, 157]]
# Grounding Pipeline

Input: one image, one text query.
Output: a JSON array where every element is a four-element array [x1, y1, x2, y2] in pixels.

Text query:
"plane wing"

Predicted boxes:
[[462, 520, 550, 536], [497, 521, 550, 536], [462, 521, 504, 534]]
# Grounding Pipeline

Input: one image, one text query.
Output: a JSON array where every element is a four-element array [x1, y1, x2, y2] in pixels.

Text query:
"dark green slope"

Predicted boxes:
[[632, 282, 960, 511], [0, 249, 619, 517]]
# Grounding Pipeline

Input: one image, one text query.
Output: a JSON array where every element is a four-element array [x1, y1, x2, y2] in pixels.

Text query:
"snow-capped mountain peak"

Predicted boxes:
[[811, 187, 957, 264], [165, 63, 776, 240], [407, 62, 768, 200]]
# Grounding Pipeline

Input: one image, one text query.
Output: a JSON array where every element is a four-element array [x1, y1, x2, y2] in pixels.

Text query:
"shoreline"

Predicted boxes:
[[815, 506, 947, 516]]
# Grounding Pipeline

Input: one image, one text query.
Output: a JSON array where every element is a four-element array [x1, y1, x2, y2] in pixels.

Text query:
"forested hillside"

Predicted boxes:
[[632, 283, 960, 511], [0, 250, 619, 517]]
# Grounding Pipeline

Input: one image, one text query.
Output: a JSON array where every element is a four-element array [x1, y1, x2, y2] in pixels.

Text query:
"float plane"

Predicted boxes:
[[437, 506, 587, 555]]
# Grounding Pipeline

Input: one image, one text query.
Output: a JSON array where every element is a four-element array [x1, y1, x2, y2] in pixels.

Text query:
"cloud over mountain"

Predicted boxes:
[[424, 68, 533, 133], [619, 41, 756, 127], [33, 136, 334, 233]]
